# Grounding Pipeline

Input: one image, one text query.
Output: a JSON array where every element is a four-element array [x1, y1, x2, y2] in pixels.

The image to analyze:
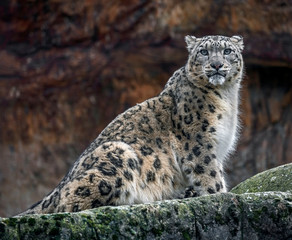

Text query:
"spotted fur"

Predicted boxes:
[[19, 35, 244, 215]]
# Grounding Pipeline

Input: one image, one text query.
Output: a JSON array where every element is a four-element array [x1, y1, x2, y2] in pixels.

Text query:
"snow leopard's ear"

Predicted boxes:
[[185, 35, 200, 53], [230, 35, 244, 52]]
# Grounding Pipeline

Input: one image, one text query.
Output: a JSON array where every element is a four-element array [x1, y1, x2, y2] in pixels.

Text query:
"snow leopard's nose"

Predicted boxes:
[[210, 61, 223, 70]]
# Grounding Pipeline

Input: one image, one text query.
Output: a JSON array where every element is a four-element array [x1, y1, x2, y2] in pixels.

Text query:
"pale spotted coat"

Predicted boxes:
[[19, 35, 244, 215]]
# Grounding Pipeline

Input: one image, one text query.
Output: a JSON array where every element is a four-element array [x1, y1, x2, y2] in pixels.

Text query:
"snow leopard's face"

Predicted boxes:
[[185, 35, 244, 86]]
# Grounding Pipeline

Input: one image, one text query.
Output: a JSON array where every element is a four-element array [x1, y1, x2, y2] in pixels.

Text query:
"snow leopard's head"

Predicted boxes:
[[185, 35, 244, 86]]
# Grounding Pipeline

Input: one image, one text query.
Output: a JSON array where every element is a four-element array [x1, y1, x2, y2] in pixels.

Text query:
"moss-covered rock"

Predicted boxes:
[[1, 164, 291, 239], [0, 192, 292, 239], [231, 163, 292, 194]]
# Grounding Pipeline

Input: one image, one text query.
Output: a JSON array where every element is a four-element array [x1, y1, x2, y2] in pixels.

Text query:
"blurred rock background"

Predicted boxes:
[[0, 0, 291, 217]]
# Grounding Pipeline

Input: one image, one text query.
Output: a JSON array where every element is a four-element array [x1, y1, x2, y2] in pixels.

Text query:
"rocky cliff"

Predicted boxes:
[[0, 0, 291, 217]]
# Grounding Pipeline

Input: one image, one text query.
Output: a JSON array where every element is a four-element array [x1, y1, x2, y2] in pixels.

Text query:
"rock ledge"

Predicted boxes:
[[1, 191, 291, 240], [231, 163, 292, 194]]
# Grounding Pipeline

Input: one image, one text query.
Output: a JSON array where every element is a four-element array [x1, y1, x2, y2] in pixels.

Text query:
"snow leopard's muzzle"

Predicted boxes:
[[204, 57, 231, 86]]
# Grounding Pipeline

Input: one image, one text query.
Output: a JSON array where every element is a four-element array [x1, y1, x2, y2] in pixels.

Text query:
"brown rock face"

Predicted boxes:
[[0, 0, 291, 217]]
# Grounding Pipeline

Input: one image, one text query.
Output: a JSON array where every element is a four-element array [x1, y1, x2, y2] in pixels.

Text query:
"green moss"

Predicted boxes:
[[55, 221, 61, 227], [182, 230, 191, 240], [0, 222, 5, 233], [4, 217, 17, 227], [43, 221, 50, 227], [33, 227, 44, 236], [251, 208, 263, 222], [28, 218, 36, 226], [69, 216, 75, 224], [127, 215, 139, 227], [0, 190, 291, 239], [231, 163, 292, 194], [96, 223, 111, 236], [83, 215, 94, 230], [49, 227, 60, 236], [215, 213, 224, 224], [53, 214, 66, 221], [151, 226, 163, 236], [19, 217, 27, 224], [227, 205, 240, 225]]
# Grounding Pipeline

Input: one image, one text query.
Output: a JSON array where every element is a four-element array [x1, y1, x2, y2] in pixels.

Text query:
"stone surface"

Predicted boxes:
[[0, 0, 291, 217], [231, 163, 292, 194], [0, 192, 292, 240]]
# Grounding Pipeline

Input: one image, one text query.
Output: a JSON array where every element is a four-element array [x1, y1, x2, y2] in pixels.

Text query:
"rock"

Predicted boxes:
[[2, 164, 292, 238], [0, 192, 292, 240], [231, 163, 292, 194]]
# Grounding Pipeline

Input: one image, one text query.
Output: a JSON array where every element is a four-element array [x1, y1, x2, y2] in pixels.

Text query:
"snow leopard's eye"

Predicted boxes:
[[200, 49, 209, 56], [223, 48, 232, 55]]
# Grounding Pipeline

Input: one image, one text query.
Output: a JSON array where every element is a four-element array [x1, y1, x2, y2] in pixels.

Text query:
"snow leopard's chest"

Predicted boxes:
[[214, 91, 239, 163]]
